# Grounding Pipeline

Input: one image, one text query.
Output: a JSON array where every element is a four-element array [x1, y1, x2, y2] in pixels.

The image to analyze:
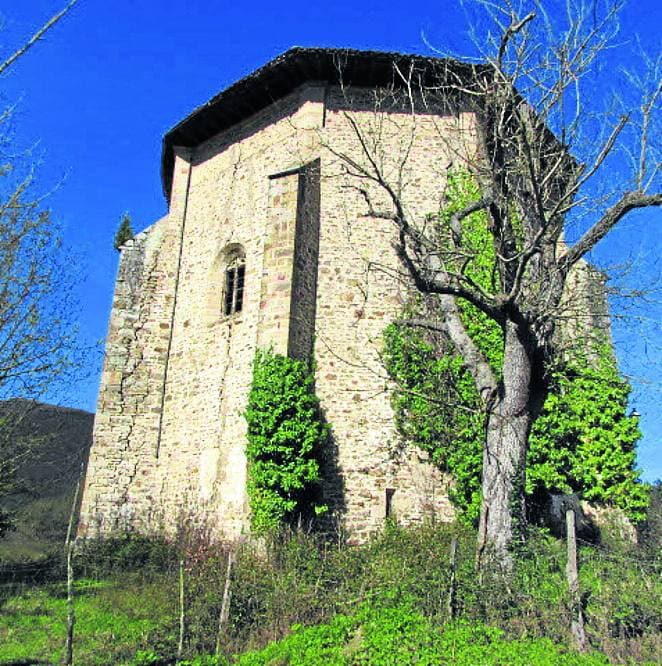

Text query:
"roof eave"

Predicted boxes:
[[160, 47, 478, 202]]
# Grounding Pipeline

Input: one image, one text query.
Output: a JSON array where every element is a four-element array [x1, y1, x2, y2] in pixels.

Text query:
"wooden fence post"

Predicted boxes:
[[447, 538, 458, 619], [62, 463, 83, 666], [566, 507, 588, 653], [215, 549, 235, 658], [177, 558, 185, 662]]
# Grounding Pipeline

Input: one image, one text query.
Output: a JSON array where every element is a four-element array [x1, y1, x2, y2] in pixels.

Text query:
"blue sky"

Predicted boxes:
[[1, 1, 660, 479]]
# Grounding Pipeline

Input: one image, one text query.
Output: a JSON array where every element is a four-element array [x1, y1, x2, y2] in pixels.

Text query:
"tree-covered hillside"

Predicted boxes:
[[0, 400, 93, 561]]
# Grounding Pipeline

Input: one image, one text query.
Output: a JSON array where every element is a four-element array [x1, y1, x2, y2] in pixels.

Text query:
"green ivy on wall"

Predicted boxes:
[[382, 322, 484, 524], [245, 350, 328, 534], [528, 344, 648, 521], [383, 169, 648, 524], [439, 170, 504, 376]]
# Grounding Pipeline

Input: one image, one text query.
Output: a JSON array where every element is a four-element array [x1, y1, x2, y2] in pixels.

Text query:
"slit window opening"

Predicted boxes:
[[224, 256, 245, 316], [236, 263, 245, 312], [385, 487, 395, 519]]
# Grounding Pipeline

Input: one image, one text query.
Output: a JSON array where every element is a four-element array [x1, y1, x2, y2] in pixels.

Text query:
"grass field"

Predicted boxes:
[[0, 577, 176, 665], [0, 581, 627, 666]]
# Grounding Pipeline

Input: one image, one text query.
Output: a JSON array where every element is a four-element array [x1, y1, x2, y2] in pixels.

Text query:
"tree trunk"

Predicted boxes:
[[477, 320, 534, 571]]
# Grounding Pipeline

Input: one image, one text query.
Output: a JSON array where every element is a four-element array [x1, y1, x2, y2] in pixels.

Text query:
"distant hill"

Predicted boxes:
[[0, 399, 93, 562]]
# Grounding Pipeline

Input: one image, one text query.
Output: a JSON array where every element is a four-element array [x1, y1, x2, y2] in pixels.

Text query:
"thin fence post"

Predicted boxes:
[[447, 537, 458, 619], [63, 463, 84, 666], [177, 558, 185, 662], [566, 507, 588, 653], [215, 549, 235, 658]]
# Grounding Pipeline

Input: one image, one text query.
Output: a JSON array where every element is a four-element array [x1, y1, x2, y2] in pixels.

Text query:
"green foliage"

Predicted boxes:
[[237, 601, 611, 666], [131, 650, 229, 666], [178, 656, 229, 666], [580, 543, 662, 646], [114, 212, 134, 251], [1, 524, 660, 664], [237, 612, 353, 666], [383, 169, 648, 522], [439, 169, 504, 374], [131, 650, 162, 665], [529, 345, 648, 521], [245, 350, 328, 534], [382, 323, 483, 523], [74, 534, 179, 579], [228, 524, 659, 664], [0, 577, 175, 665], [638, 482, 662, 559], [382, 169, 503, 522]]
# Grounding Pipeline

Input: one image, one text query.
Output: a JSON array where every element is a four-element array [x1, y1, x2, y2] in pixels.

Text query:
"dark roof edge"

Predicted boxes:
[[160, 47, 479, 202]]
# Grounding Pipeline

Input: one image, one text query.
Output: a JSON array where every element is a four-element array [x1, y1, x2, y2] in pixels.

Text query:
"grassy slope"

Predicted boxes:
[[235, 604, 616, 666], [0, 520, 659, 665], [0, 581, 621, 666], [0, 577, 176, 665]]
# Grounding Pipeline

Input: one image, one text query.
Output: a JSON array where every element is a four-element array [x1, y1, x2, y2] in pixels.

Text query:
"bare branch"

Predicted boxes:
[[496, 10, 536, 72], [0, 1, 78, 76], [561, 191, 662, 269], [447, 196, 493, 241], [573, 114, 629, 193], [401, 299, 498, 403]]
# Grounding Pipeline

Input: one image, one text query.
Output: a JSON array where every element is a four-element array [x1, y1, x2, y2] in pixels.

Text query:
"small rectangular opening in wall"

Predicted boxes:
[[236, 264, 245, 312], [224, 268, 235, 316], [385, 488, 396, 519]]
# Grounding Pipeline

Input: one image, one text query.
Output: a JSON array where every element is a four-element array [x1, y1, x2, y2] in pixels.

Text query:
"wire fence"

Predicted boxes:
[[0, 520, 660, 665]]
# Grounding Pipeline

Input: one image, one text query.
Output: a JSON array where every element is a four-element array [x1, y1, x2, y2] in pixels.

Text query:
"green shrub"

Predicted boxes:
[[75, 534, 178, 579], [177, 656, 229, 666], [131, 650, 162, 665], [3, 522, 659, 664], [245, 350, 328, 534], [114, 212, 134, 251], [226, 523, 660, 663], [528, 345, 648, 522], [382, 323, 484, 523]]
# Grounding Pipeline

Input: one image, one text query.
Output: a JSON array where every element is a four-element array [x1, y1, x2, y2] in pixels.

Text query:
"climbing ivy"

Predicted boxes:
[[245, 350, 328, 534], [439, 170, 503, 375], [528, 344, 648, 521], [383, 169, 648, 523], [383, 322, 484, 523]]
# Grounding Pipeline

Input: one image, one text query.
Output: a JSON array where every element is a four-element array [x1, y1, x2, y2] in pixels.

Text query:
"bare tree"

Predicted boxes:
[[0, 1, 80, 538], [328, 0, 660, 568]]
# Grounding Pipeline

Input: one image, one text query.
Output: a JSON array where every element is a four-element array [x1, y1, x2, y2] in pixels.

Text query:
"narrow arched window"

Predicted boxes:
[[224, 252, 245, 316]]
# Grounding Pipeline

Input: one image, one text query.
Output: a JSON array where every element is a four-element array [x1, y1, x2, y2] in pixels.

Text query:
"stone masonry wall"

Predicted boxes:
[[558, 258, 613, 360], [311, 87, 476, 540], [129, 85, 326, 538], [82, 78, 609, 544], [79, 148, 193, 535], [256, 170, 301, 356], [80, 82, 476, 541]]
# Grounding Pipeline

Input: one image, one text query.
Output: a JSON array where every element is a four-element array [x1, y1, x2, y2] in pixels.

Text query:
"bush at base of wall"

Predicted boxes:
[[245, 350, 328, 534]]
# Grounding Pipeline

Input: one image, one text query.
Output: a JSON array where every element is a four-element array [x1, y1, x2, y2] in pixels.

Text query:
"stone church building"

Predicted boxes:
[[79, 48, 604, 542]]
